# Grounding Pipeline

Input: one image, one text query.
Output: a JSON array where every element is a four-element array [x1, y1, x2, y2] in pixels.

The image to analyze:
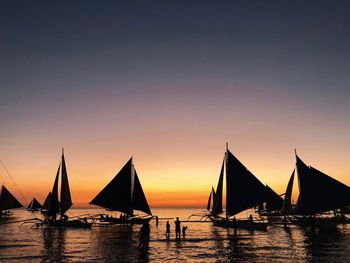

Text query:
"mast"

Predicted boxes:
[[225, 143, 228, 219], [130, 156, 135, 216]]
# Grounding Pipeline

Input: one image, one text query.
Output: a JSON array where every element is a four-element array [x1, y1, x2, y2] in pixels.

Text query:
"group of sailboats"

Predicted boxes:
[[2, 145, 350, 231], [208, 146, 350, 231], [1, 149, 152, 228]]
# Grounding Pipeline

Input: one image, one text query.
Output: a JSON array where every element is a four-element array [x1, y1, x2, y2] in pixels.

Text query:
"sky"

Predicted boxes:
[[1, 1, 350, 208]]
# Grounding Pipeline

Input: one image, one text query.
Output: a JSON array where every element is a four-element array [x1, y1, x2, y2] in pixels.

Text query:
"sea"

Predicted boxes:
[[1, 208, 350, 262]]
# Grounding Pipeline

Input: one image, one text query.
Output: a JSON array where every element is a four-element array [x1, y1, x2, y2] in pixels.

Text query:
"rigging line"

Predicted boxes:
[[0, 159, 28, 204]]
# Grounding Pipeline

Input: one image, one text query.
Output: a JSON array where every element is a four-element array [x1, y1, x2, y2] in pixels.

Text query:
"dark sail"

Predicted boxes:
[[282, 169, 295, 214], [27, 197, 42, 210], [212, 159, 224, 215], [48, 165, 60, 217], [206, 190, 212, 211], [42, 192, 52, 211], [265, 185, 284, 212], [0, 185, 23, 210], [60, 153, 72, 215], [226, 150, 268, 216], [90, 158, 133, 214], [296, 155, 350, 214], [132, 170, 152, 215]]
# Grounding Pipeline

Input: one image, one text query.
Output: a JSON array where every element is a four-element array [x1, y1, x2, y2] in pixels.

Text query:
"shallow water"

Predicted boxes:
[[1, 208, 350, 262]]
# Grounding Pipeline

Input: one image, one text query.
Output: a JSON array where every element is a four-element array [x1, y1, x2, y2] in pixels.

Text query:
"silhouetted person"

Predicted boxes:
[[249, 214, 253, 222], [182, 226, 188, 237], [233, 216, 238, 232], [283, 216, 288, 229], [309, 216, 315, 231], [155, 216, 159, 226], [138, 222, 150, 252], [175, 217, 181, 238], [166, 221, 170, 238]]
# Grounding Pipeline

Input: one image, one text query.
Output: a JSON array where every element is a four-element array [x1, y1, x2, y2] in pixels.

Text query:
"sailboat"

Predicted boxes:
[[90, 157, 153, 224], [210, 145, 269, 230], [0, 184, 23, 218], [206, 187, 216, 213], [282, 151, 350, 227], [45, 149, 91, 228], [27, 197, 42, 211], [40, 192, 52, 213]]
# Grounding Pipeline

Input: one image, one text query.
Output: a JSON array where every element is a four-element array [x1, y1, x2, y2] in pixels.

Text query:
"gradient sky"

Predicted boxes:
[[1, 1, 350, 207]]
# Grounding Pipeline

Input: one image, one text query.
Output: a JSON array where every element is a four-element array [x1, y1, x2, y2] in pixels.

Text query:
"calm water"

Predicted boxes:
[[1, 208, 350, 262]]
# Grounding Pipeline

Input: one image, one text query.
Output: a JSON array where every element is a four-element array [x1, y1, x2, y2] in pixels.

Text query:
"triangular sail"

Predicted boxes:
[[265, 185, 284, 212], [296, 155, 350, 214], [27, 197, 42, 210], [282, 169, 295, 214], [212, 159, 224, 215], [206, 190, 212, 211], [90, 158, 133, 214], [132, 170, 152, 215], [42, 192, 52, 211], [48, 165, 60, 217], [0, 185, 23, 210], [226, 150, 268, 216], [60, 153, 72, 215], [211, 187, 216, 211]]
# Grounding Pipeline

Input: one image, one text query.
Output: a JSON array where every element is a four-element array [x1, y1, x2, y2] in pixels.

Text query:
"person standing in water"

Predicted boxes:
[[138, 222, 150, 252], [166, 221, 170, 238], [175, 217, 181, 239]]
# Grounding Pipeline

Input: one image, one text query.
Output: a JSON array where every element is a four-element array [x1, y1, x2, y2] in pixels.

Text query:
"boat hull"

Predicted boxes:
[[291, 216, 340, 229], [48, 219, 92, 228], [100, 216, 152, 225], [211, 217, 268, 231]]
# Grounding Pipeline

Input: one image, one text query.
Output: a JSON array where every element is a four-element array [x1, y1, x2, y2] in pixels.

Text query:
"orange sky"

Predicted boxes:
[[1, 141, 349, 208]]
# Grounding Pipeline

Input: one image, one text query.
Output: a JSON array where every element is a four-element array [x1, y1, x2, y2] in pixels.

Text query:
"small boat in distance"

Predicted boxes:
[[210, 145, 269, 231], [27, 197, 42, 211], [44, 149, 91, 228], [0, 184, 23, 218], [90, 157, 152, 224]]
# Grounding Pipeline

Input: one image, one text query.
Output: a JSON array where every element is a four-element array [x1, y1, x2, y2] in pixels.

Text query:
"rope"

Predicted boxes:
[[0, 159, 28, 204]]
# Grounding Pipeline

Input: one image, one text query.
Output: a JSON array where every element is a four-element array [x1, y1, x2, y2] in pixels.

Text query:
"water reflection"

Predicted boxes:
[[91, 225, 149, 262], [41, 228, 67, 262]]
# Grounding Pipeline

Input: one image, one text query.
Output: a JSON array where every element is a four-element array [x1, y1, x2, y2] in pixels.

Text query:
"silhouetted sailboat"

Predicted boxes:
[[206, 187, 216, 212], [0, 185, 23, 217], [40, 192, 52, 213], [27, 197, 42, 211], [90, 157, 152, 224], [45, 149, 91, 228], [283, 151, 350, 227], [210, 146, 269, 230]]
